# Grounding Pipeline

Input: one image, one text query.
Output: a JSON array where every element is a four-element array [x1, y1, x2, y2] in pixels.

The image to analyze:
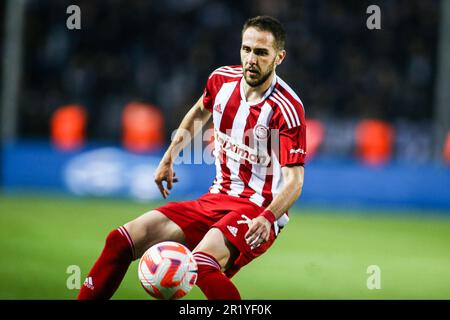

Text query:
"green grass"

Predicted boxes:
[[1, 194, 450, 299]]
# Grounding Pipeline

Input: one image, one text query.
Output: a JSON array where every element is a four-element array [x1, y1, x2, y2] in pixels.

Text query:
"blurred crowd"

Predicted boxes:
[[18, 0, 439, 151]]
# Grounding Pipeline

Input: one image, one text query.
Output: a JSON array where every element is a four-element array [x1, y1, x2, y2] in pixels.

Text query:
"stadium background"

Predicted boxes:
[[1, 0, 449, 299]]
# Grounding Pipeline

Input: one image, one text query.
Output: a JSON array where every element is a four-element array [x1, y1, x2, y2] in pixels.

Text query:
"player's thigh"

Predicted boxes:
[[124, 210, 186, 259], [193, 227, 239, 272]]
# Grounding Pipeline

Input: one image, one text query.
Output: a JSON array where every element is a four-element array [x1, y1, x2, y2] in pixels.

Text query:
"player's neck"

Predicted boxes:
[[242, 72, 276, 104]]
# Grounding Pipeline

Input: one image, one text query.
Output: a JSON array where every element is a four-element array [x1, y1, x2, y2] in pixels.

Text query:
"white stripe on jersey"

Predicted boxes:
[[276, 76, 305, 111], [209, 71, 242, 79], [220, 66, 243, 74], [272, 92, 299, 128], [226, 99, 250, 197], [270, 149, 283, 198], [212, 81, 238, 128], [210, 81, 239, 194], [248, 102, 274, 207], [269, 94, 294, 129], [274, 88, 301, 127], [269, 149, 290, 233]]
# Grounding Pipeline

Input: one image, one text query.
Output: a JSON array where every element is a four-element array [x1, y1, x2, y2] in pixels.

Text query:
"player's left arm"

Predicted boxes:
[[245, 164, 304, 249]]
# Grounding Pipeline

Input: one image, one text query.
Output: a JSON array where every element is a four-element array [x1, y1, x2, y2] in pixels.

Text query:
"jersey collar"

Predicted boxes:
[[240, 73, 277, 106]]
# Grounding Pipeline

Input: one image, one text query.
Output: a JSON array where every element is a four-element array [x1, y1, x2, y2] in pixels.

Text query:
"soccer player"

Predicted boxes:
[[78, 15, 306, 300]]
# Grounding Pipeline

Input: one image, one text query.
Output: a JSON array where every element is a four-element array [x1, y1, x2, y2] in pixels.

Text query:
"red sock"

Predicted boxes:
[[193, 251, 241, 300], [77, 226, 135, 300]]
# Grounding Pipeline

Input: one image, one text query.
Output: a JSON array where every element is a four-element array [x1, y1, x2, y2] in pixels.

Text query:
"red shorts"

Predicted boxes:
[[155, 193, 277, 278]]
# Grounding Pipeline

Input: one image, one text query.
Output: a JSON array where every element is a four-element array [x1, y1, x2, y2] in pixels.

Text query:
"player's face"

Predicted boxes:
[[241, 27, 285, 88]]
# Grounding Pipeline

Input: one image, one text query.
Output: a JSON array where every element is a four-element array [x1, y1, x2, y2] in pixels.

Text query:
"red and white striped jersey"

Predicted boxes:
[[202, 65, 306, 230]]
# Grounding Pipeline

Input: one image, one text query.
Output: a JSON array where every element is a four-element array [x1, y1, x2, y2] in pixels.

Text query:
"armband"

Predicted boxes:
[[260, 209, 276, 224]]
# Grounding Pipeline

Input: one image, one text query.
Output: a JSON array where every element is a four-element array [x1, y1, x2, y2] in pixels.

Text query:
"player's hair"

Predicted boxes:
[[242, 16, 286, 51]]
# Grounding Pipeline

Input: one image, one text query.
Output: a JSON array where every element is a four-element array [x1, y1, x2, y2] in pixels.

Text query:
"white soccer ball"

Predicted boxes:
[[138, 241, 198, 299]]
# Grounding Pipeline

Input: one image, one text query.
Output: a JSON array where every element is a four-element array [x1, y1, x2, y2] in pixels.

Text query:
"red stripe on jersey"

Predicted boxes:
[[261, 133, 274, 208]]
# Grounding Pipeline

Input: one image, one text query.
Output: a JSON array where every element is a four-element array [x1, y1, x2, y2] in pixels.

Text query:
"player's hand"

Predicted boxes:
[[244, 216, 271, 250], [154, 161, 178, 199]]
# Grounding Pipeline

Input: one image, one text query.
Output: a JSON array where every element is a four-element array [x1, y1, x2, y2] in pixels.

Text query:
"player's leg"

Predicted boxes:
[[124, 210, 186, 258], [77, 210, 185, 300], [191, 204, 278, 300], [192, 228, 242, 300]]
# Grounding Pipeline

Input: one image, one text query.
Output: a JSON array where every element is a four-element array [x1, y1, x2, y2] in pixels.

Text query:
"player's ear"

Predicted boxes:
[[276, 49, 286, 66]]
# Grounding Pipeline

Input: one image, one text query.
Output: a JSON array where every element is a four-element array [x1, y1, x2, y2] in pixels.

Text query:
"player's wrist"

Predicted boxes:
[[162, 150, 176, 164], [259, 209, 276, 224]]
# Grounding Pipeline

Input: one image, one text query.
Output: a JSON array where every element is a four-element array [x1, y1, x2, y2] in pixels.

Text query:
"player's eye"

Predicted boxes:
[[242, 46, 251, 53], [255, 49, 269, 56]]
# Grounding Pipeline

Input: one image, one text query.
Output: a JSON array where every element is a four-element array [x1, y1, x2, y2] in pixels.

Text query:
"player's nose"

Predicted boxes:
[[246, 52, 257, 65]]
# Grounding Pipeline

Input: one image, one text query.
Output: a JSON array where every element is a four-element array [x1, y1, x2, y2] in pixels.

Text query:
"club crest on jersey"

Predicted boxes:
[[254, 124, 269, 141], [213, 103, 223, 114]]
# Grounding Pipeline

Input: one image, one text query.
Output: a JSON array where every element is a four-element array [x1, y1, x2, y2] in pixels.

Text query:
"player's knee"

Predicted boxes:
[[124, 210, 159, 242], [193, 228, 238, 270], [124, 210, 186, 258]]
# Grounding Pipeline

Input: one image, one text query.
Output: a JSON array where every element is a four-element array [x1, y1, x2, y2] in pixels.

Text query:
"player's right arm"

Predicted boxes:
[[154, 96, 211, 198]]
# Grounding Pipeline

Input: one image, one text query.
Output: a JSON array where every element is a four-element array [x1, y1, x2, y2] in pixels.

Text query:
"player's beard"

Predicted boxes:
[[243, 59, 276, 88]]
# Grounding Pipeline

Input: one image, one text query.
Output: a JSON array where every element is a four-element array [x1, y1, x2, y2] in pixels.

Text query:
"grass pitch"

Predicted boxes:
[[0, 194, 449, 299]]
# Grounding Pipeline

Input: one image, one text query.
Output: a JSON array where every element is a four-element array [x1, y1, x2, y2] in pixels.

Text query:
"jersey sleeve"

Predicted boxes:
[[202, 75, 215, 113], [202, 69, 224, 113], [271, 99, 307, 167], [278, 124, 307, 166]]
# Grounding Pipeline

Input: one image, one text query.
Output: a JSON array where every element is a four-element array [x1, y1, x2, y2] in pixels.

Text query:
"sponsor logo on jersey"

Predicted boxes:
[[290, 148, 306, 155], [215, 130, 269, 166]]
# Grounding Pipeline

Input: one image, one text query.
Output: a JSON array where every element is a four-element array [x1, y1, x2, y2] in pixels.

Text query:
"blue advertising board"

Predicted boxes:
[[2, 142, 450, 211]]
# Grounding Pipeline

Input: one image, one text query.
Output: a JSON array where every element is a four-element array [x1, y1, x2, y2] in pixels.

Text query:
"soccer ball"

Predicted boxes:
[[138, 241, 198, 299]]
